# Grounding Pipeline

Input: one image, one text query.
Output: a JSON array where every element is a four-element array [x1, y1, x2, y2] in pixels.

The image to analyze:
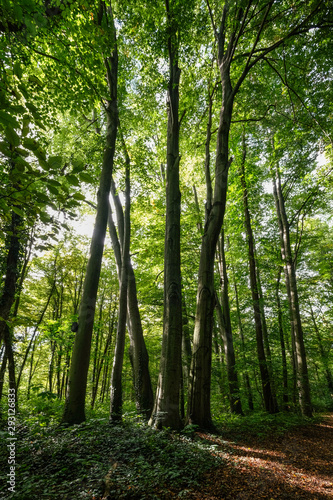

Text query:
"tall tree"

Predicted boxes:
[[149, 0, 183, 429], [240, 134, 278, 413], [271, 151, 312, 417], [62, 2, 118, 425], [188, 0, 327, 428], [215, 229, 243, 414]]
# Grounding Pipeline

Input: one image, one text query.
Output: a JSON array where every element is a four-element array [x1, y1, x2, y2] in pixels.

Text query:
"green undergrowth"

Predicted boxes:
[[214, 410, 322, 439], [0, 413, 222, 500]]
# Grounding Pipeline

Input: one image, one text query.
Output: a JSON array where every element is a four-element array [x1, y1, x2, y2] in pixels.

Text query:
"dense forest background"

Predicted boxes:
[[1, 0, 333, 438]]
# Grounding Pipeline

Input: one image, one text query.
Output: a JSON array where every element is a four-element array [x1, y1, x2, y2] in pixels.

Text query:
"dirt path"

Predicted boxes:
[[188, 414, 333, 499]]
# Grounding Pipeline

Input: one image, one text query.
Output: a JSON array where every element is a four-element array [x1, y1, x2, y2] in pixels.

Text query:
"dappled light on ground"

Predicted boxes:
[[186, 414, 333, 499]]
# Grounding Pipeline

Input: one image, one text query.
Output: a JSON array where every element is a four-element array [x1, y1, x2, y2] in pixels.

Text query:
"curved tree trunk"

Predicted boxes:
[[110, 128, 131, 422], [62, 3, 118, 425]]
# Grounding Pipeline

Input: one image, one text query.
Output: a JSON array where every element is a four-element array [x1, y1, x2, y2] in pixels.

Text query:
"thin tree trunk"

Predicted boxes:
[[91, 294, 104, 408], [230, 250, 254, 412], [17, 281, 55, 389], [216, 230, 243, 414], [0, 348, 7, 402], [240, 135, 278, 414], [110, 128, 131, 423], [62, 3, 118, 425], [149, 0, 182, 429], [276, 267, 289, 410], [309, 303, 333, 393], [108, 157, 154, 420], [272, 158, 312, 417]]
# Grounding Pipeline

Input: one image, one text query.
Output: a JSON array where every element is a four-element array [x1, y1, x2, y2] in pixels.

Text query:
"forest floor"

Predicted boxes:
[[1, 410, 332, 499], [185, 413, 333, 500]]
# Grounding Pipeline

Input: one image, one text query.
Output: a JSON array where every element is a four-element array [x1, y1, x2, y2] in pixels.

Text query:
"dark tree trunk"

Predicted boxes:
[[188, 6, 235, 427], [149, 0, 182, 429], [276, 267, 289, 410], [110, 129, 131, 423], [62, 3, 118, 425], [240, 136, 278, 414], [216, 230, 243, 414], [108, 154, 153, 420], [0, 211, 21, 345], [309, 303, 333, 394]]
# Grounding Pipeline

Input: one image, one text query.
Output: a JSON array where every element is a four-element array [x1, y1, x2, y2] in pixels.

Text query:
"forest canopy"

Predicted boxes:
[[0, 0, 333, 435]]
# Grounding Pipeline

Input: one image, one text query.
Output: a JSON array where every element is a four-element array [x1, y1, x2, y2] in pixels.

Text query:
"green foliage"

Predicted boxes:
[[0, 413, 221, 499]]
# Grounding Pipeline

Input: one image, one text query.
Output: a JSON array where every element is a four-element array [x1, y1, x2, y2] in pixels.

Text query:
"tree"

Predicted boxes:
[[149, 0, 183, 430], [188, 0, 329, 428], [62, 2, 119, 425]]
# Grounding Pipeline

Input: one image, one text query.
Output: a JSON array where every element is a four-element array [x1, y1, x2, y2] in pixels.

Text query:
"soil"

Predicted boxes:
[[187, 414, 333, 499]]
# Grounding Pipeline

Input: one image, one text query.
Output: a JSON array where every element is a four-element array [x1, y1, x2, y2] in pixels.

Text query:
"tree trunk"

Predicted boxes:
[[62, 5, 118, 424], [216, 230, 243, 414], [0, 211, 21, 346], [108, 187, 153, 419], [110, 128, 131, 423], [188, 16, 235, 427], [240, 136, 278, 414], [309, 303, 333, 394], [276, 267, 289, 410], [149, 0, 182, 430], [272, 161, 312, 417]]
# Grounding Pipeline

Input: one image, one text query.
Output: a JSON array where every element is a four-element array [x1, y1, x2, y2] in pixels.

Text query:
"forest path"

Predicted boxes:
[[187, 413, 333, 499]]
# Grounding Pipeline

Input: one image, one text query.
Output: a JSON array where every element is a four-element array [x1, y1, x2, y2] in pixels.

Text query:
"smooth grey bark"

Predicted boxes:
[[149, 0, 182, 430], [272, 162, 312, 417], [240, 138, 278, 414], [62, 4, 118, 424], [91, 293, 104, 408], [216, 230, 243, 414], [188, 3, 236, 429]]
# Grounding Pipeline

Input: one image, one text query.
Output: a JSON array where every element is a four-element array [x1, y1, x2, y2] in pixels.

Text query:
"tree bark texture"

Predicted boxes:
[[149, 0, 182, 430]]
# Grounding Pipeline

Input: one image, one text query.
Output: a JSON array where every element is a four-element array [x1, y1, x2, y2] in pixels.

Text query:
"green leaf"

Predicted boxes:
[[23, 138, 39, 151], [0, 141, 12, 156], [28, 75, 43, 87], [35, 192, 50, 204], [48, 156, 62, 169], [15, 147, 30, 157], [0, 111, 19, 129], [5, 127, 20, 147], [66, 174, 80, 186], [47, 184, 59, 195], [79, 171, 94, 183], [72, 192, 85, 200], [11, 206, 24, 217], [72, 159, 85, 172]]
